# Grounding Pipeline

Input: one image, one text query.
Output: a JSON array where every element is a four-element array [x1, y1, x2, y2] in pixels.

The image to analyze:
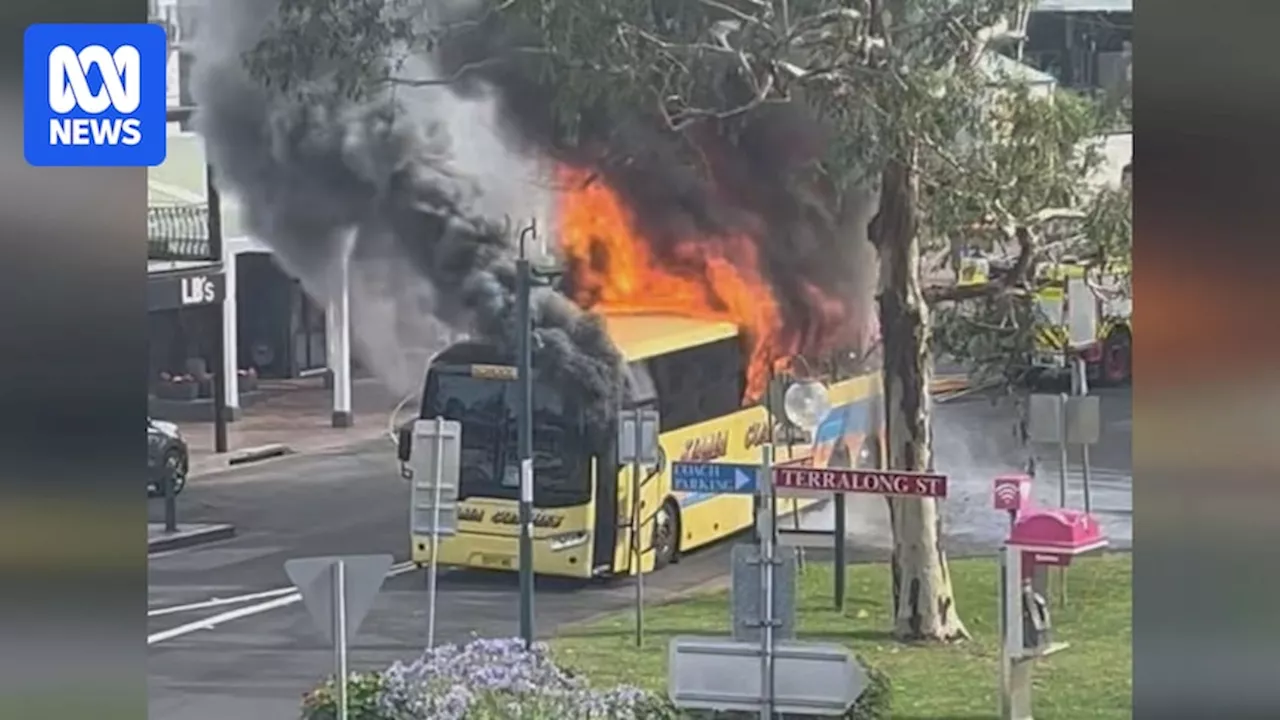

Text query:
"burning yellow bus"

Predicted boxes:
[[401, 312, 884, 579]]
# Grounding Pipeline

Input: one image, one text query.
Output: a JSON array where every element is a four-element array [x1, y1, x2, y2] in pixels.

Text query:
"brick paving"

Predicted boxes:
[[179, 376, 414, 477]]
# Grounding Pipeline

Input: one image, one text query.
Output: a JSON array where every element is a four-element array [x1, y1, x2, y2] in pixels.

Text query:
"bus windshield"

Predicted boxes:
[[422, 370, 590, 508]]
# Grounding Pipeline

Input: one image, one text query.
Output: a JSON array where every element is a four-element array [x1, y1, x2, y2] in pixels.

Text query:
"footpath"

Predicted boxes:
[[180, 376, 412, 479]]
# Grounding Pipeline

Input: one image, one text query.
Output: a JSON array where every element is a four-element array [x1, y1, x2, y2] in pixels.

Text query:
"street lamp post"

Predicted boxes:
[[515, 245, 535, 649], [513, 220, 559, 649]]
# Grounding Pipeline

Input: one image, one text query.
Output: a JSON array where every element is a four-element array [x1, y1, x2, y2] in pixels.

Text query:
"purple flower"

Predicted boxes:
[[365, 636, 669, 719]]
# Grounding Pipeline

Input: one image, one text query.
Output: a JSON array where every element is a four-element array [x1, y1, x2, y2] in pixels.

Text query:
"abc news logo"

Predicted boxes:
[[48, 44, 142, 147], [24, 24, 166, 167]]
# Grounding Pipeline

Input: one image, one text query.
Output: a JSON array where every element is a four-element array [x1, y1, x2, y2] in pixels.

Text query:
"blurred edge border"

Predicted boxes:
[[1137, 1, 1280, 718], [0, 2, 147, 720]]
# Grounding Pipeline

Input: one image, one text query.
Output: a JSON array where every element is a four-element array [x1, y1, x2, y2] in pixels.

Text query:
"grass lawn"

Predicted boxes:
[[552, 553, 1131, 719]]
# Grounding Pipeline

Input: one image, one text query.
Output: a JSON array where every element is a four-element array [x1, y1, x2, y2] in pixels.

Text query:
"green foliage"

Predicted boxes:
[[244, 0, 417, 100], [302, 671, 389, 720]]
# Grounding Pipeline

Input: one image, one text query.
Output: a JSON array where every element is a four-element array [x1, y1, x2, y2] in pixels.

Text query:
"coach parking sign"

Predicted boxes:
[[23, 23, 168, 167]]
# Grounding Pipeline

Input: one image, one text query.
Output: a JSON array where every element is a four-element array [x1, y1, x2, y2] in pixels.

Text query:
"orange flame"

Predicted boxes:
[[555, 165, 834, 400]]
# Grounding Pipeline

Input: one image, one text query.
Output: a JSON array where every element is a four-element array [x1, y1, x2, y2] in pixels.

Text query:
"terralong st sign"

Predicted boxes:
[[773, 467, 948, 499]]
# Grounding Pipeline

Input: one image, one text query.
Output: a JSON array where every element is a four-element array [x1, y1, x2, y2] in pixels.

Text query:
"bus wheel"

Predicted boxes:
[[652, 500, 681, 569], [1100, 327, 1132, 386]]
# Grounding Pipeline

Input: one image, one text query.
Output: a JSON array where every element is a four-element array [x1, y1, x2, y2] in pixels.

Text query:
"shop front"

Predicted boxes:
[[147, 264, 241, 422]]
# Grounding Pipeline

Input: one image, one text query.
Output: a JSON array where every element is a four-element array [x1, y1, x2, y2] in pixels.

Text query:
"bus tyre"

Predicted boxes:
[[1100, 327, 1132, 386], [652, 500, 681, 569]]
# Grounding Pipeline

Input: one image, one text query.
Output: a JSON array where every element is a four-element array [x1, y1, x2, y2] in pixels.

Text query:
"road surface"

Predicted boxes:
[[147, 386, 1131, 719], [797, 385, 1132, 550]]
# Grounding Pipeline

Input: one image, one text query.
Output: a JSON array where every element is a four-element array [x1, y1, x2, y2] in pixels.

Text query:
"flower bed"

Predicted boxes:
[[302, 637, 677, 720], [301, 636, 890, 720]]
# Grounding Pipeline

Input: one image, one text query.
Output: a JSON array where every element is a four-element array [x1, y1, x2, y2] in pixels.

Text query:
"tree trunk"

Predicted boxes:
[[871, 156, 970, 643]]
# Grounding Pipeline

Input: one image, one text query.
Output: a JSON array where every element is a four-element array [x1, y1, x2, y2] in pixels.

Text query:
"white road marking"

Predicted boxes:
[[148, 593, 303, 646], [147, 561, 419, 646], [147, 587, 299, 617]]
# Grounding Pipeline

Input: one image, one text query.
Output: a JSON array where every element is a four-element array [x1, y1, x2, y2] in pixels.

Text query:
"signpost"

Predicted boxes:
[[668, 637, 867, 716], [667, 448, 870, 719], [1028, 383, 1100, 607], [407, 417, 461, 648], [665, 449, 948, 717], [619, 407, 660, 647], [731, 543, 797, 643], [285, 554, 394, 720], [672, 461, 760, 495], [773, 467, 948, 498]]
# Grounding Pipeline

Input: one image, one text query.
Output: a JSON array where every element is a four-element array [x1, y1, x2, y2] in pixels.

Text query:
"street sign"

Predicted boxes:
[[409, 417, 462, 537], [672, 462, 760, 495], [284, 554, 393, 644], [618, 408, 661, 465], [774, 466, 947, 498], [731, 544, 797, 643], [668, 636, 867, 716], [1027, 393, 1100, 445], [1066, 277, 1097, 349]]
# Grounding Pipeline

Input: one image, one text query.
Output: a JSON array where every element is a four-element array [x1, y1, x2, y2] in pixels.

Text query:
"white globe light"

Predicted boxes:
[[782, 380, 831, 433]]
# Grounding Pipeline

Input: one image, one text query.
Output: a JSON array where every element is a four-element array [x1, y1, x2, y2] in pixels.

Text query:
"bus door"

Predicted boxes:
[[589, 438, 620, 575], [592, 360, 661, 575]]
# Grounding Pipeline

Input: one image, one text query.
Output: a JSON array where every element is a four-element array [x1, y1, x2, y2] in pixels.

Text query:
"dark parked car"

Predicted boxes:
[[147, 417, 189, 497]]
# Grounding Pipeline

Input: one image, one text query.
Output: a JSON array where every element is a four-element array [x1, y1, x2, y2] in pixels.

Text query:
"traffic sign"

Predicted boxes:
[[284, 554, 393, 644], [731, 544, 797, 643], [672, 462, 759, 494], [408, 418, 462, 537], [668, 636, 866, 715], [774, 467, 947, 498], [618, 408, 661, 465]]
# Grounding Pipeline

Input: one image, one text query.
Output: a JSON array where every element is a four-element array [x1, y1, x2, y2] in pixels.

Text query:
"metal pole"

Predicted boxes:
[[516, 256, 535, 648], [1057, 390, 1068, 509], [1056, 389, 1069, 606], [1073, 358, 1094, 514], [833, 494, 846, 610], [632, 411, 645, 647], [163, 469, 177, 533], [427, 416, 445, 648], [759, 444, 776, 720], [206, 163, 228, 454], [333, 560, 349, 720]]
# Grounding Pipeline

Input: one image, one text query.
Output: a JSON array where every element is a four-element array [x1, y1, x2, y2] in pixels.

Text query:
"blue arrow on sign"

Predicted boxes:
[[672, 462, 760, 495]]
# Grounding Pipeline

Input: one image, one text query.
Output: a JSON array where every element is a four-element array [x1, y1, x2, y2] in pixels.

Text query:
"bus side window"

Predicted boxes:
[[649, 338, 746, 431]]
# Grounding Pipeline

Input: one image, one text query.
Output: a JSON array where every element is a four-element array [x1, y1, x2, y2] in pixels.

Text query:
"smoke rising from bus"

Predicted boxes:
[[433, 1, 879, 391], [187, 0, 876, 429], [187, 0, 626, 427]]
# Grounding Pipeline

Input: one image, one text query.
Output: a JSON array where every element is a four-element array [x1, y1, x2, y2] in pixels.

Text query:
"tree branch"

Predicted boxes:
[[382, 49, 544, 87], [923, 207, 1085, 304], [697, 0, 772, 32]]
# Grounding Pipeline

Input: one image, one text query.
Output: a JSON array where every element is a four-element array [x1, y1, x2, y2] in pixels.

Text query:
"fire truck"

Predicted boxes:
[[957, 251, 1132, 385]]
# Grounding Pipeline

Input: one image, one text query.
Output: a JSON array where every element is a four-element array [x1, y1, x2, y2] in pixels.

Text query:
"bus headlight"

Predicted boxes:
[[547, 531, 590, 552]]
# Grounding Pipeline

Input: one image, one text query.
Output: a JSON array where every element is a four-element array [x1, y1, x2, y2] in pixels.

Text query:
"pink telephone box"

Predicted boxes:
[[999, 508, 1108, 719], [1009, 508, 1108, 574]]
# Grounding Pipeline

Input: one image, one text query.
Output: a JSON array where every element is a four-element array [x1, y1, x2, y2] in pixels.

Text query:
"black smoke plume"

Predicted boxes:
[[434, 2, 876, 358], [187, 0, 626, 437]]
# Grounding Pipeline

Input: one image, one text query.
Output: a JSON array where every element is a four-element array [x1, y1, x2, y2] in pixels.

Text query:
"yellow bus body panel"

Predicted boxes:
[[410, 313, 884, 579]]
